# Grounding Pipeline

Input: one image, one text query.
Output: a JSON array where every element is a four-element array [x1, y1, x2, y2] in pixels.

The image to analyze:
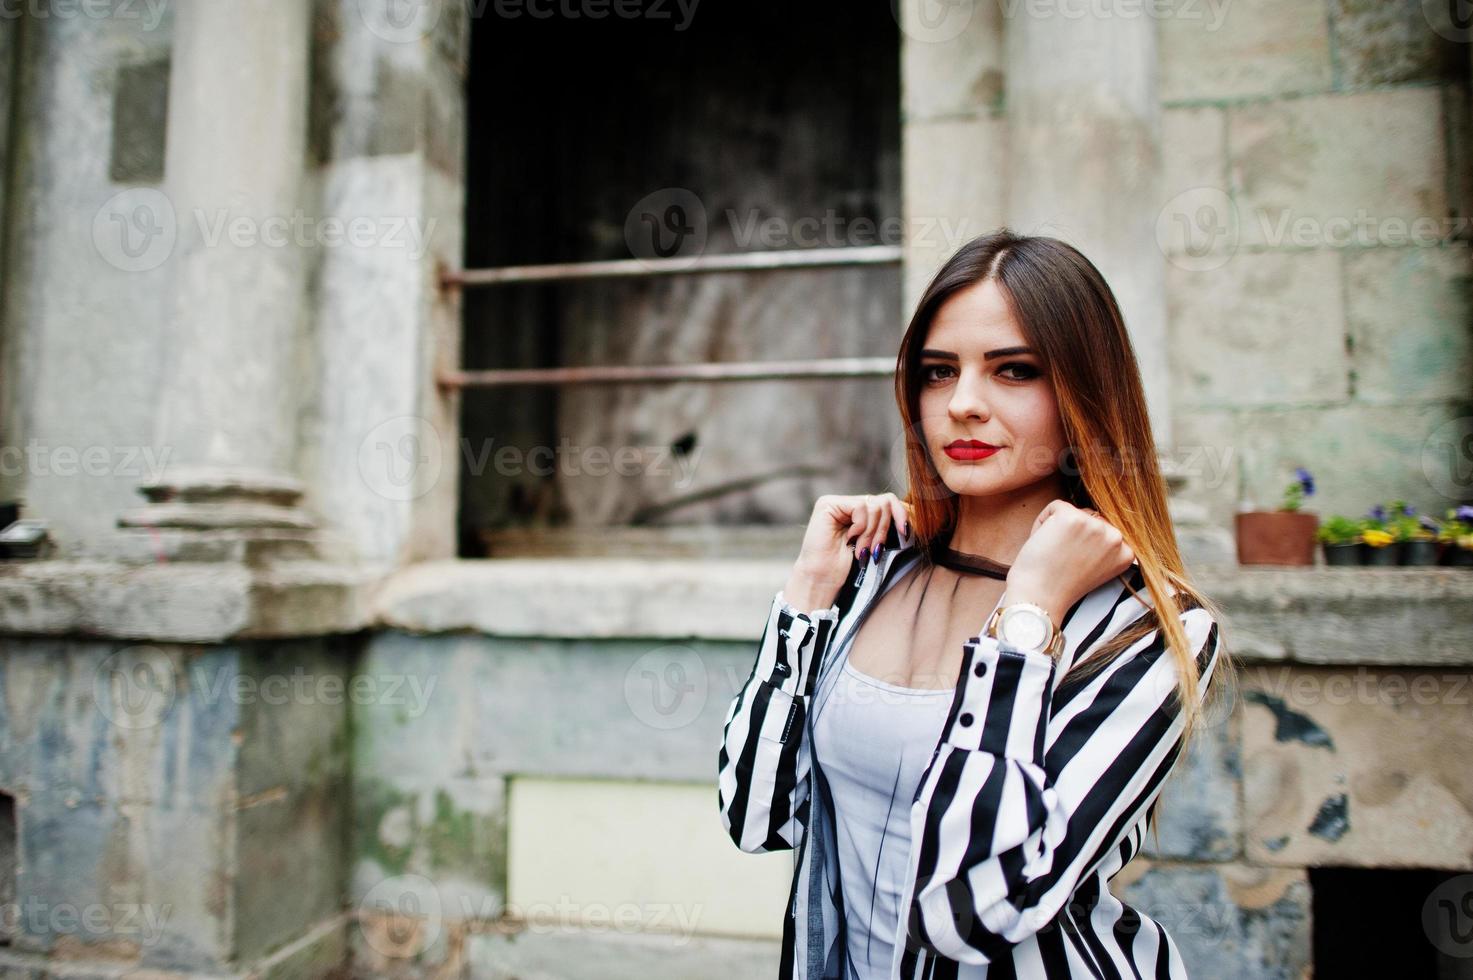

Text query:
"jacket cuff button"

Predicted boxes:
[[974, 662, 987, 677], [958, 712, 974, 727]]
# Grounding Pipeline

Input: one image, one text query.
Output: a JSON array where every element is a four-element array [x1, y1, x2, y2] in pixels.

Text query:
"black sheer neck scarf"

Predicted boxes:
[[815, 530, 1012, 715], [924, 528, 1012, 580]]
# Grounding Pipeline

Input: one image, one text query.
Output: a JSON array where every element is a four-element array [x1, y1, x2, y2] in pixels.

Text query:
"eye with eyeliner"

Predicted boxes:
[[998, 361, 1040, 381], [921, 361, 1039, 384]]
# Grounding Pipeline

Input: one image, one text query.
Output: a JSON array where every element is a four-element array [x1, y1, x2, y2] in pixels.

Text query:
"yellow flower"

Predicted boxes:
[[1459, 533, 1473, 549], [1362, 529, 1394, 547]]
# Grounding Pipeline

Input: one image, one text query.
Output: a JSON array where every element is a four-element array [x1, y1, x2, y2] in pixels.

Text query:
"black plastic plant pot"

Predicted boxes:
[[1399, 539, 1438, 565], [1445, 546, 1473, 567], [1322, 542, 1361, 566], [1361, 543, 1399, 566]]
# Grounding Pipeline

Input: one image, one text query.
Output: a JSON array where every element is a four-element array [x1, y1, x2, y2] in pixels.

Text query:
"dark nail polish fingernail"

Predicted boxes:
[[859, 547, 869, 560]]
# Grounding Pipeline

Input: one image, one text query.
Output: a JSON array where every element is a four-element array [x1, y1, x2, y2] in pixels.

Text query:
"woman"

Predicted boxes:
[[717, 229, 1234, 979]]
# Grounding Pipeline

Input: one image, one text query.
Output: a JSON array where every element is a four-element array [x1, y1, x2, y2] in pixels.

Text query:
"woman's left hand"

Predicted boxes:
[[1003, 501, 1136, 628]]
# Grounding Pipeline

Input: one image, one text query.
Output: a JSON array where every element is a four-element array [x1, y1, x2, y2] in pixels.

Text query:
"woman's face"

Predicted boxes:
[[917, 278, 1070, 500]]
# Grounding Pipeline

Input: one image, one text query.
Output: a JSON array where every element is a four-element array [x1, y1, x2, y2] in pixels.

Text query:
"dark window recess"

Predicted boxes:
[[0, 790, 15, 946], [459, 1, 902, 557], [110, 58, 170, 183], [1311, 866, 1473, 979]]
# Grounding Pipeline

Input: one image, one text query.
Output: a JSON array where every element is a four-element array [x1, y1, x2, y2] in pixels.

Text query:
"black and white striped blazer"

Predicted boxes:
[[717, 520, 1222, 978]]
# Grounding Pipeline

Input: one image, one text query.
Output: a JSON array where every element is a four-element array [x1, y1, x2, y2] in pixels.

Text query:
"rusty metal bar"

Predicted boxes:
[[438, 356, 895, 388], [441, 245, 902, 288]]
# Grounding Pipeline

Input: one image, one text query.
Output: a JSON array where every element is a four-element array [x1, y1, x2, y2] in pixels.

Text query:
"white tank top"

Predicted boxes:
[[811, 616, 955, 977]]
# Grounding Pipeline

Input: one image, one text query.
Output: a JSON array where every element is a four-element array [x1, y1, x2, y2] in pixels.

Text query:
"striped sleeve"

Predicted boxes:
[[902, 599, 1222, 964], [717, 589, 840, 853]]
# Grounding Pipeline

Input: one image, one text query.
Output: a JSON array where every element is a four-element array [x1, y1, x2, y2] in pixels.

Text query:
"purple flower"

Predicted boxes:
[[1401, 502, 1415, 516], [1294, 467, 1315, 496], [1457, 505, 1473, 522], [1369, 504, 1386, 522], [1420, 515, 1440, 533]]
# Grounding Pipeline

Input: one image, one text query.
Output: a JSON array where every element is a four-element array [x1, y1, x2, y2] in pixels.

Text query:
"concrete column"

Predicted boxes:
[[120, 0, 318, 544], [1003, 7, 1171, 451]]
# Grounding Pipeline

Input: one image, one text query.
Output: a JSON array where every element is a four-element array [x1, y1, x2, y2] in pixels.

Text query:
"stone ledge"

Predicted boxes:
[[373, 557, 800, 641], [0, 559, 388, 643], [2, 557, 1470, 664], [1190, 564, 1473, 665], [376, 559, 1473, 666]]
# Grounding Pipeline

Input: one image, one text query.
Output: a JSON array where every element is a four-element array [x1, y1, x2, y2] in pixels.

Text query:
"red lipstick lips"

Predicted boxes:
[[944, 439, 1000, 461]]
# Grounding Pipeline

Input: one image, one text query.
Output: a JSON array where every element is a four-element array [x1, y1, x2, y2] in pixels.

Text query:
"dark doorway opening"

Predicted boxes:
[[1310, 866, 1473, 978]]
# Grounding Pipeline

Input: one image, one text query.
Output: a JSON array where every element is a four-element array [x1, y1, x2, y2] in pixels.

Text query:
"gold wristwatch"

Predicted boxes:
[[984, 602, 1064, 660]]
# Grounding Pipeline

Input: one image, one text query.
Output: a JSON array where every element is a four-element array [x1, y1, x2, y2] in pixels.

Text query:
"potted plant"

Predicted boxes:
[[1235, 467, 1319, 566], [1315, 515, 1363, 566], [1359, 504, 1399, 566], [1388, 502, 1439, 565], [1438, 506, 1473, 567]]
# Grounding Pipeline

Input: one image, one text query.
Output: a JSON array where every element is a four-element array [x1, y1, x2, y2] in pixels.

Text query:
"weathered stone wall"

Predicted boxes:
[[901, 0, 1473, 528], [0, 1, 466, 566], [0, 635, 352, 976], [1159, 0, 1473, 526], [0, 7, 177, 551]]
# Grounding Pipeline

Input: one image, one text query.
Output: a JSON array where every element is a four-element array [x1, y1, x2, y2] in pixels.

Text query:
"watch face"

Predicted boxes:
[[1000, 607, 1049, 650]]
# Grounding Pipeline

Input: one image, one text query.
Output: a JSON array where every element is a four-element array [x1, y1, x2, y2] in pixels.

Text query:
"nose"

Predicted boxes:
[[947, 367, 989, 422]]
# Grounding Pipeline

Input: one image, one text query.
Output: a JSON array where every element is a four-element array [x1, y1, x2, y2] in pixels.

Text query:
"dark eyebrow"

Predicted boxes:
[[919, 346, 1037, 361]]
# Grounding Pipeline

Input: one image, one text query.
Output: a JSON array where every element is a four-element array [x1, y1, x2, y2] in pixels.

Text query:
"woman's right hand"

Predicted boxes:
[[784, 493, 913, 610]]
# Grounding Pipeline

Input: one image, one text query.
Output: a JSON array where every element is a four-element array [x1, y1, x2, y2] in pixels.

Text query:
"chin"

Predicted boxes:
[[938, 467, 1008, 499]]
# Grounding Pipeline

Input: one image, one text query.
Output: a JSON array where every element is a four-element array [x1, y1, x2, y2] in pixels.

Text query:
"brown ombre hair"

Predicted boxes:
[[893, 229, 1236, 839]]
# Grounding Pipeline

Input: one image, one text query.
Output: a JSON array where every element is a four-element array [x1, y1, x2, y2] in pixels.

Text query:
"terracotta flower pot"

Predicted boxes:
[[1235, 510, 1319, 566]]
